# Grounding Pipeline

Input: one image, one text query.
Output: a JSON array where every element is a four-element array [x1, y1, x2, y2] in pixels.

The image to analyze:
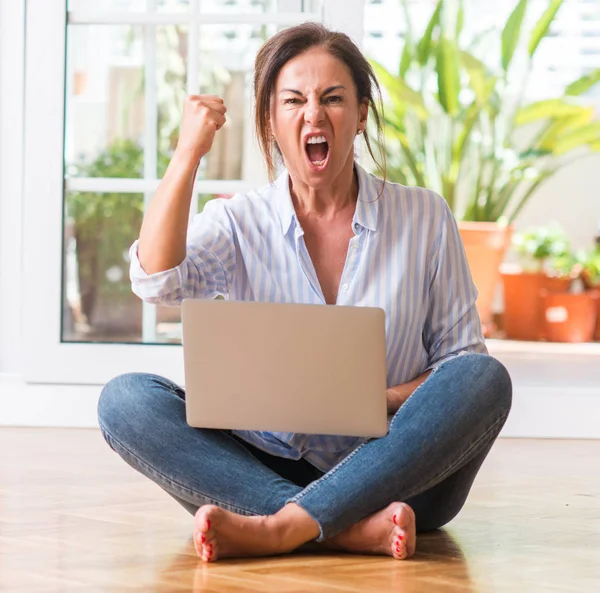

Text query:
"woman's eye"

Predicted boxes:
[[283, 98, 300, 105], [325, 95, 342, 104]]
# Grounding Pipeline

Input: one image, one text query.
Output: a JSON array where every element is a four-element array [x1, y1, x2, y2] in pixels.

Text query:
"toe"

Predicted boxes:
[[202, 541, 216, 562], [391, 528, 407, 559], [390, 503, 416, 560], [194, 505, 219, 558]]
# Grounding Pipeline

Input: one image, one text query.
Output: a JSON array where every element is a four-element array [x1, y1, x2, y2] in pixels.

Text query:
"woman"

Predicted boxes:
[[98, 23, 512, 563]]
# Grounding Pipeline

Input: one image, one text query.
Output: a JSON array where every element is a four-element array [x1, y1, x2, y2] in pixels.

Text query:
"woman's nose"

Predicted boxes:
[[304, 98, 324, 125]]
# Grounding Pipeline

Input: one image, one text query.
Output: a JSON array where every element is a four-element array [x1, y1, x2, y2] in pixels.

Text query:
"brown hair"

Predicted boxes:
[[253, 22, 386, 182]]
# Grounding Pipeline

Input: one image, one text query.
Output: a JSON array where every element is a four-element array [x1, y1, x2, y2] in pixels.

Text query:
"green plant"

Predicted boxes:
[[511, 224, 578, 276], [371, 0, 600, 223], [578, 247, 600, 287]]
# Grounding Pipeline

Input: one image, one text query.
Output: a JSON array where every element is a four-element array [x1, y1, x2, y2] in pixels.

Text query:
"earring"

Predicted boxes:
[[357, 129, 363, 135]]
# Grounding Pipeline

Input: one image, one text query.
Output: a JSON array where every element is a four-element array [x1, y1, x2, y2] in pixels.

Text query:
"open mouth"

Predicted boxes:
[[305, 135, 330, 170]]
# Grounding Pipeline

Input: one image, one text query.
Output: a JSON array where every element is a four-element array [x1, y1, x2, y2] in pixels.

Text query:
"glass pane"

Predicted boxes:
[[65, 24, 188, 180], [200, 0, 322, 14], [65, 25, 143, 179], [68, 0, 190, 12], [156, 304, 182, 343], [62, 192, 144, 343], [155, 25, 189, 177]]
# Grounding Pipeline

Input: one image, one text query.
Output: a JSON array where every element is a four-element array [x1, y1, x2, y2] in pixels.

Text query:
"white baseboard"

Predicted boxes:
[[0, 374, 101, 427], [499, 386, 600, 439]]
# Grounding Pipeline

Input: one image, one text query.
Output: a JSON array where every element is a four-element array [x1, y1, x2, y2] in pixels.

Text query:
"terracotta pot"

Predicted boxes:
[[458, 222, 513, 335], [541, 291, 598, 343], [501, 270, 571, 341], [592, 290, 600, 341]]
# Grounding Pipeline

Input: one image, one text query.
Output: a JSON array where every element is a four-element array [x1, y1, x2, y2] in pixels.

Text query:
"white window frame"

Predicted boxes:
[[22, 0, 365, 386]]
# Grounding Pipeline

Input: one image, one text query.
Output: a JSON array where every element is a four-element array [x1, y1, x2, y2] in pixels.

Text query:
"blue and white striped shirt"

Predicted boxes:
[[130, 163, 487, 472]]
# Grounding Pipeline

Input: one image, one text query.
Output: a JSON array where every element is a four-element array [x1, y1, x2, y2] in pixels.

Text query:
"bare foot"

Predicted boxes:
[[193, 504, 318, 562], [322, 502, 416, 560]]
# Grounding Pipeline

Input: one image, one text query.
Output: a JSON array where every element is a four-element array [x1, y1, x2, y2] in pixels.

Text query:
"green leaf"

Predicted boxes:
[[457, 0, 464, 39], [460, 50, 494, 104], [417, 0, 442, 65], [515, 98, 591, 126], [501, 0, 527, 71], [399, 41, 413, 78], [370, 59, 429, 119], [565, 68, 600, 96], [528, 0, 563, 57], [436, 36, 461, 116], [552, 122, 600, 155]]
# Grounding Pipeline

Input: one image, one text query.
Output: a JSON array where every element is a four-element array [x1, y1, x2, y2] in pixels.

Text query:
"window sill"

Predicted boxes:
[[487, 338, 600, 357]]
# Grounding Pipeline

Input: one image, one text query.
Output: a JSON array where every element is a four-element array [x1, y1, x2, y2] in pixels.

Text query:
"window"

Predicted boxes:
[[23, 0, 359, 385]]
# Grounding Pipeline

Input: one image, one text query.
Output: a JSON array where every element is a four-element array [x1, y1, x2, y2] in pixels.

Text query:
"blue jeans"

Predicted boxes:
[[97, 353, 511, 541]]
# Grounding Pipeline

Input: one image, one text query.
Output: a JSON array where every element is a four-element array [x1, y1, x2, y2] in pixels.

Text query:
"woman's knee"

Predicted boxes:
[[97, 372, 174, 442], [478, 354, 512, 415], [459, 353, 513, 416], [98, 373, 143, 435]]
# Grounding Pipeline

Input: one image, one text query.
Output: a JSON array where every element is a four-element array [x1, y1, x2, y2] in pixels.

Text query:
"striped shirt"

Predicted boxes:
[[129, 162, 487, 472]]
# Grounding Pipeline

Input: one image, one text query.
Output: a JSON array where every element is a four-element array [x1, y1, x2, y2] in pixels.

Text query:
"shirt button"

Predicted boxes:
[[342, 283, 350, 290], [352, 243, 359, 250]]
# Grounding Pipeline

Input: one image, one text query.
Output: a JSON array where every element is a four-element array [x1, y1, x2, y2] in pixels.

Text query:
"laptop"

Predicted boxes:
[[181, 299, 388, 438]]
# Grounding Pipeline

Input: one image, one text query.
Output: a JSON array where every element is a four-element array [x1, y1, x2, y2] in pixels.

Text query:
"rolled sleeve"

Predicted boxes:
[[129, 198, 236, 306], [424, 200, 488, 371]]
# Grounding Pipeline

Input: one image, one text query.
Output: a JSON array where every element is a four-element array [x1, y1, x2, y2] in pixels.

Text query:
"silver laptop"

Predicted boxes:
[[181, 299, 388, 437]]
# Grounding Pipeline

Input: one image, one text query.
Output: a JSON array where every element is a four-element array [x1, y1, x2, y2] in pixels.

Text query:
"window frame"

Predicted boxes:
[[22, 0, 365, 385]]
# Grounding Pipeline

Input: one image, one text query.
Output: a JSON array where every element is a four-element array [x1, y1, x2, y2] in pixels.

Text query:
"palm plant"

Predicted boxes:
[[371, 0, 600, 223]]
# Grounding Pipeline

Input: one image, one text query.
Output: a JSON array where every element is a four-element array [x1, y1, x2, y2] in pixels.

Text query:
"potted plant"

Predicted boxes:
[[370, 0, 600, 333], [501, 225, 577, 340], [578, 247, 600, 340], [540, 282, 598, 344]]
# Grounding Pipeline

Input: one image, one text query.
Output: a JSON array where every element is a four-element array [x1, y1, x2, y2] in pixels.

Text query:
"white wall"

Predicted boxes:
[[0, 0, 25, 378], [514, 153, 600, 250]]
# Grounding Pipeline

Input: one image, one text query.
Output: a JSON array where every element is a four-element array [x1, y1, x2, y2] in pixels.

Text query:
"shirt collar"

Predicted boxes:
[[274, 162, 382, 236]]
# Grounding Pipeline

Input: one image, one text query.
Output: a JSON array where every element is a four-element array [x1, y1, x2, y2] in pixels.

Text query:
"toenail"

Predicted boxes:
[[206, 519, 211, 530], [393, 514, 397, 525], [398, 533, 404, 540], [201, 535, 206, 543]]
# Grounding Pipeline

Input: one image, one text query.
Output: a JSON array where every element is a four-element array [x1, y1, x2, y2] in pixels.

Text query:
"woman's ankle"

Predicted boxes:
[[270, 503, 321, 550]]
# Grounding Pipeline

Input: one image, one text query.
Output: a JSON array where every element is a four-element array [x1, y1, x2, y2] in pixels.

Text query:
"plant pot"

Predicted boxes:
[[541, 291, 598, 343], [458, 222, 513, 336], [501, 268, 571, 341], [591, 290, 600, 341]]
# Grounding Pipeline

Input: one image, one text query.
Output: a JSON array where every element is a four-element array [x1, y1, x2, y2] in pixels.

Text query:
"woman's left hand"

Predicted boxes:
[[386, 371, 432, 415]]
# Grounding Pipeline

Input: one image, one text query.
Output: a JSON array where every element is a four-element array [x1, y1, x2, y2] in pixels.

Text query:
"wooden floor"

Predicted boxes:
[[0, 429, 598, 593]]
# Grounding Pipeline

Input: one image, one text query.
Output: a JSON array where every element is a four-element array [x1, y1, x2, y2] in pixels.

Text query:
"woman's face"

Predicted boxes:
[[270, 47, 368, 190]]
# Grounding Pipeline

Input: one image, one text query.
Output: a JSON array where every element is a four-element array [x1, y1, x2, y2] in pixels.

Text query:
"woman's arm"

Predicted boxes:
[[423, 199, 487, 368], [386, 371, 432, 415], [138, 95, 227, 275]]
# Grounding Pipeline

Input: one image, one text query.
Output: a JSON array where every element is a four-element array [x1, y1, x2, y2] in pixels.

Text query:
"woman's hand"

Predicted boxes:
[[386, 371, 432, 415], [175, 95, 228, 165]]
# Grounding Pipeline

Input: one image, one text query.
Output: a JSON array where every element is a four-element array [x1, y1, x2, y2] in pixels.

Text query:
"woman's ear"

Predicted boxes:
[[358, 99, 369, 130]]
